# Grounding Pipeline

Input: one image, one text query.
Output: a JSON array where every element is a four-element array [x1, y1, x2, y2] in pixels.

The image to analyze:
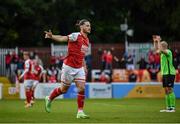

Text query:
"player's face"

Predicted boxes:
[[82, 22, 91, 34], [34, 60, 38, 65], [23, 54, 28, 60], [160, 43, 165, 50]]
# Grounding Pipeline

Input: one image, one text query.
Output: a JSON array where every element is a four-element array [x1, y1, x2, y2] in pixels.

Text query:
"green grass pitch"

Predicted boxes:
[[0, 99, 180, 123]]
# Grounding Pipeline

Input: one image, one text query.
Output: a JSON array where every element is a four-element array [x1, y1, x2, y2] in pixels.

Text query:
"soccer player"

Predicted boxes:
[[153, 35, 176, 112], [18, 51, 35, 108], [44, 19, 91, 118], [31, 59, 44, 104]]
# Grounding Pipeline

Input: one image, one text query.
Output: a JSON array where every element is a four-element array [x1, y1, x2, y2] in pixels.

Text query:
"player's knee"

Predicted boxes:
[[60, 87, 68, 93], [165, 88, 172, 94], [25, 87, 31, 91], [168, 88, 173, 93], [78, 86, 85, 92], [164, 88, 169, 94]]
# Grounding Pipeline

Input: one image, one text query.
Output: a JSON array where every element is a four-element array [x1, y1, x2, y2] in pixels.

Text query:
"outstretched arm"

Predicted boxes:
[[44, 30, 68, 42]]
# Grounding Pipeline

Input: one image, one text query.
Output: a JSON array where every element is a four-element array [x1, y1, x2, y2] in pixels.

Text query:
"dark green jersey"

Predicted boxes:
[[160, 49, 176, 75]]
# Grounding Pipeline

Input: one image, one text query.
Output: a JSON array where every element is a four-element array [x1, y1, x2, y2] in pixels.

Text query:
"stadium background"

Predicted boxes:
[[0, 0, 180, 123]]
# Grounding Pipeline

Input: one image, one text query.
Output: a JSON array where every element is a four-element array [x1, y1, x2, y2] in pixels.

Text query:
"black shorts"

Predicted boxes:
[[162, 75, 175, 88]]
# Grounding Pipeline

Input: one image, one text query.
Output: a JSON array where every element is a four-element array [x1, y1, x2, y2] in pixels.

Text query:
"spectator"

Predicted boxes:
[[177, 49, 180, 67], [119, 57, 126, 69], [99, 71, 110, 83], [175, 69, 180, 82], [50, 55, 56, 66], [47, 65, 58, 83], [101, 50, 107, 70], [105, 50, 113, 70], [137, 57, 148, 69], [126, 54, 134, 70], [17, 56, 24, 71], [5, 51, 11, 77], [128, 70, 137, 82], [10, 51, 19, 81], [85, 54, 92, 82], [173, 49, 180, 69], [17, 51, 24, 71]]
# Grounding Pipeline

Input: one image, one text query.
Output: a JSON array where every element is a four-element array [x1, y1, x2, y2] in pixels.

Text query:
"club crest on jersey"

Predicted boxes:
[[81, 45, 88, 53]]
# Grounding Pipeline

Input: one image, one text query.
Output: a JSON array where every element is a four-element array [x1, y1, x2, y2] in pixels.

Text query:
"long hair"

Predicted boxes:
[[75, 19, 89, 29]]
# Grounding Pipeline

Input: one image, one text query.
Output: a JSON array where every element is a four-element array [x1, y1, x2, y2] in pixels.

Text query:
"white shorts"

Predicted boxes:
[[61, 63, 86, 85], [33, 80, 39, 88], [24, 80, 34, 88]]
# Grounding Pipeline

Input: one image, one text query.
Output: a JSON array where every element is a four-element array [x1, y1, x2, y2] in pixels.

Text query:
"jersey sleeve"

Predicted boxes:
[[167, 49, 171, 55], [24, 60, 30, 70], [160, 49, 171, 57], [68, 32, 79, 42]]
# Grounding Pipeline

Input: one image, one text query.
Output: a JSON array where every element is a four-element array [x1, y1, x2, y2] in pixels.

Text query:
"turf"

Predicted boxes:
[[0, 99, 180, 123]]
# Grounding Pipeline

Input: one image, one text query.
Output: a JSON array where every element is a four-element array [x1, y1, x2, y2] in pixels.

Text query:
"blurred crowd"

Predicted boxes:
[[98, 48, 180, 83], [5, 51, 64, 84], [4, 48, 180, 84]]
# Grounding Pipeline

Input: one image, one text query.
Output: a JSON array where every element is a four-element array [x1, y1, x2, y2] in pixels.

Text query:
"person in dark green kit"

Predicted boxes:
[[153, 35, 176, 112]]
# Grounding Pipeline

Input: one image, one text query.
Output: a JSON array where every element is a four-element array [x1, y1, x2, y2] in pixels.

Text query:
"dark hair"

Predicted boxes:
[[76, 19, 89, 27], [23, 51, 29, 56]]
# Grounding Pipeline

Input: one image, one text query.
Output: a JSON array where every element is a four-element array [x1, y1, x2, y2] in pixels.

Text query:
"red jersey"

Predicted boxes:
[[5, 54, 11, 64], [23, 59, 35, 80], [64, 32, 89, 68], [101, 53, 107, 61], [48, 69, 57, 83], [106, 54, 113, 64], [34, 65, 43, 81], [154, 53, 160, 64]]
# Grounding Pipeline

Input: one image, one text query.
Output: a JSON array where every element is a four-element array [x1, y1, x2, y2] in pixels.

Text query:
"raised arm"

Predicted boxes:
[[44, 30, 68, 42], [152, 35, 161, 52]]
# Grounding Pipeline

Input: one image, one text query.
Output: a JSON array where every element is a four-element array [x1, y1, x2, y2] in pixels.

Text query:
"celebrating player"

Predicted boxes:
[[18, 51, 35, 108], [44, 19, 91, 118], [30, 59, 44, 104], [153, 35, 176, 112]]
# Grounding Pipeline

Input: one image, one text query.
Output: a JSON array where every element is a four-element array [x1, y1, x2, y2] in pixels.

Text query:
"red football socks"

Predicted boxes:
[[77, 91, 85, 110], [25, 90, 31, 103], [49, 88, 62, 101], [31, 89, 35, 100]]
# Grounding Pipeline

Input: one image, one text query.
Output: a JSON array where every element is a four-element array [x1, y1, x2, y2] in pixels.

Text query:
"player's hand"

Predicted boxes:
[[18, 76, 23, 82], [44, 30, 52, 39], [84, 66, 88, 76]]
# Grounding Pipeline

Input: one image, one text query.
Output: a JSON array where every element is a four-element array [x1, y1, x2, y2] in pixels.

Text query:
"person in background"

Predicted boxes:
[[47, 65, 58, 83], [18, 51, 35, 108], [99, 71, 110, 83], [5, 51, 11, 77], [101, 50, 107, 70], [126, 54, 134, 70], [31, 59, 44, 104], [105, 50, 113, 70], [137, 57, 148, 69], [128, 70, 137, 82]]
